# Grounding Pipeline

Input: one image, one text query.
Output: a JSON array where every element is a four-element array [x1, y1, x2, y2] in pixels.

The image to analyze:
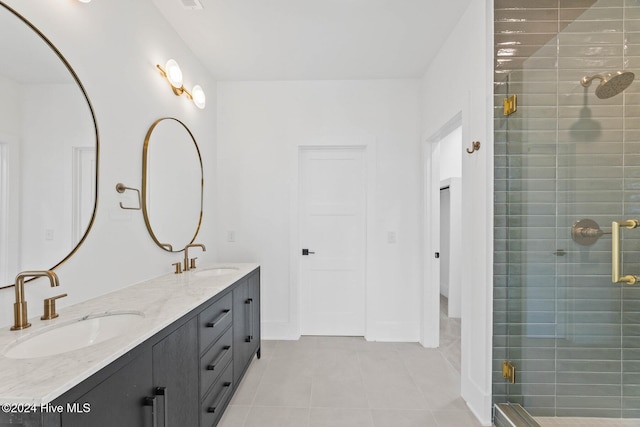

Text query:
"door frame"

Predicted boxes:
[[423, 113, 462, 347], [290, 136, 377, 340]]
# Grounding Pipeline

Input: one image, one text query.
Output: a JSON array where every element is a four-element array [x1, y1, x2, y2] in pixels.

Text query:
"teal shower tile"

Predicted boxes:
[[558, 141, 624, 155], [507, 191, 556, 204], [495, 0, 559, 8], [558, 384, 621, 397], [559, 105, 624, 119], [556, 371, 622, 384], [557, 177, 622, 189], [495, 21, 561, 35], [557, 129, 624, 142], [623, 385, 640, 397], [557, 360, 623, 373], [559, 33, 623, 49], [561, 6, 623, 21], [623, 398, 640, 410], [512, 347, 557, 361], [496, 9, 559, 22], [557, 347, 622, 360], [562, 19, 624, 34], [556, 408, 622, 418], [559, 44, 624, 58], [562, 0, 621, 7], [558, 117, 624, 132]]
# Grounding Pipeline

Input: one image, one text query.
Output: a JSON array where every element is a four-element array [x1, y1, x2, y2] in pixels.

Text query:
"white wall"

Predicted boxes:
[[216, 80, 422, 341], [19, 84, 93, 273], [0, 0, 218, 328], [421, 0, 492, 424], [439, 126, 462, 181]]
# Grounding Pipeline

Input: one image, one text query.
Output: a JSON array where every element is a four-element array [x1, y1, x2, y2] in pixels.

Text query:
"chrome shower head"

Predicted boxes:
[[580, 71, 635, 99]]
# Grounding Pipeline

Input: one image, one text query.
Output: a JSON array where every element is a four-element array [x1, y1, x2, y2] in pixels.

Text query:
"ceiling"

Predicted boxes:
[[151, 0, 473, 81]]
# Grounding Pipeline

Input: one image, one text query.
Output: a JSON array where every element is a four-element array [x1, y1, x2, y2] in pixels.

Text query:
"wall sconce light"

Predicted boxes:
[[77, 0, 92, 3], [156, 59, 206, 109]]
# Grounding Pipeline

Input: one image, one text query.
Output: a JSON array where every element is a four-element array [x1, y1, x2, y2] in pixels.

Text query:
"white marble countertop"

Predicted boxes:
[[0, 263, 259, 405]]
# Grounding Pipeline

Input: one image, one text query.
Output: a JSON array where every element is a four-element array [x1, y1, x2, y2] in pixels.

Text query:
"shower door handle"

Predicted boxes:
[[612, 219, 640, 285]]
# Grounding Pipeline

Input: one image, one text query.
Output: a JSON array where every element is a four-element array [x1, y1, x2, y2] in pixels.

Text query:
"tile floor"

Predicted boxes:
[[218, 297, 481, 427]]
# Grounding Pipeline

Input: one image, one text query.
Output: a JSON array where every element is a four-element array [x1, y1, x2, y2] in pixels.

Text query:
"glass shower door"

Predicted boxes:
[[493, 0, 640, 420]]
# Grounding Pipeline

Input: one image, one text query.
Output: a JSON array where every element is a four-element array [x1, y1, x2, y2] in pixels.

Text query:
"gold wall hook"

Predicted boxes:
[[466, 141, 481, 154], [115, 183, 141, 210]]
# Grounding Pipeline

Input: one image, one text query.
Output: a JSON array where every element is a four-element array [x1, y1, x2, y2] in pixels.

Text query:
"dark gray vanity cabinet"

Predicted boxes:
[[59, 317, 199, 427], [45, 268, 260, 427], [199, 292, 234, 427], [152, 317, 199, 427], [59, 349, 154, 427], [232, 269, 261, 388]]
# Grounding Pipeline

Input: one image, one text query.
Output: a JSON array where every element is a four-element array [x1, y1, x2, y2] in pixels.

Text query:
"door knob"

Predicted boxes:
[[302, 249, 315, 256]]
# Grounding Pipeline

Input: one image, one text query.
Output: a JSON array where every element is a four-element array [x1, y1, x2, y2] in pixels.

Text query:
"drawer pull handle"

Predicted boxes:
[[246, 298, 255, 343], [155, 387, 168, 427], [143, 396, 158, 427], [207, 382, 232, 413], [207, 309, 230, 328], [207, 346, 231, 371]]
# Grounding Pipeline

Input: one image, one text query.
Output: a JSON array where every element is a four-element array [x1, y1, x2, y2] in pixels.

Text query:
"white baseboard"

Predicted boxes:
[[462, 378, 493, 426], [366, 321, 420, 342], [261, 321, 300, 340]]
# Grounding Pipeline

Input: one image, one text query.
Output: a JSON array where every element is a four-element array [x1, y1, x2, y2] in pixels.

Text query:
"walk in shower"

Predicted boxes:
[[493, 0, 640, 423]]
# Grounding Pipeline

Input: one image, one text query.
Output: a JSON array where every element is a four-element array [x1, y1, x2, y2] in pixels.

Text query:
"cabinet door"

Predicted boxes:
[[232, 271, 261, 387], [61, 350, 154, 427], [232, 278, 250, 387], [247, 270, 261, 357], [153, 317, 199, 427]]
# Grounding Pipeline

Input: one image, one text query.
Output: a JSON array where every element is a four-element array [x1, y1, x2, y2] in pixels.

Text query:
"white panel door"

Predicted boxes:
[[299, 147, 366, 336]]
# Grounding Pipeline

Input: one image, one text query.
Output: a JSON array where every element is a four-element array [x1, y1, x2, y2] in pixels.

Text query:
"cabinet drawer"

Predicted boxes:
[[200, 326, 233, 397], [199, 292, 232, 354], [201, 361, 233, 427]]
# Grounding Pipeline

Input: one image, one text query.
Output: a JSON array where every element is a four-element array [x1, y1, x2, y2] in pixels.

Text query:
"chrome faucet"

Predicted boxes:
[[184, 243, 206, 271], [11, 270, 60, 331]]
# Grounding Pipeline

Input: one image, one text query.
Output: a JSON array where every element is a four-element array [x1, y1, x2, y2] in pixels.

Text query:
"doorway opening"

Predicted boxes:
[[437, 125, 463, 371], [423, 114, 464, 371]]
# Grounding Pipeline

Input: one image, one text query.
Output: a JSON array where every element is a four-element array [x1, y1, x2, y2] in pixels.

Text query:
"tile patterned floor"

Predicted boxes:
[[218, 297, 480, 427]]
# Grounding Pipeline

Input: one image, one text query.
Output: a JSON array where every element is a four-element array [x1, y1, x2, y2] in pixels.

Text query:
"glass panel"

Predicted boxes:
[[493, 0, 640, 420]]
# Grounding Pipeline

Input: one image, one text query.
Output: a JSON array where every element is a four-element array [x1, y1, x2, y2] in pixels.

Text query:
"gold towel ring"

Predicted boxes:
[[115, 183, 141, 210]]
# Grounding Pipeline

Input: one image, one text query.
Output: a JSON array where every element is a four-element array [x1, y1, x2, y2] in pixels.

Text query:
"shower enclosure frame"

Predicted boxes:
[[493, 0, 640, 422]]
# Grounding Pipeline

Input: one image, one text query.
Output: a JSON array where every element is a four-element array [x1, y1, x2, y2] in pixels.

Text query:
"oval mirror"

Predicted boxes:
[[142, 118, 203, 252], [0, 3, 98, 288]]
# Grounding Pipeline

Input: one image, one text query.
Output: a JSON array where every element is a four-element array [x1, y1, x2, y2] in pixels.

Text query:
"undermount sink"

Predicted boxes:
[[193, 267, 239, 278], [3, 311, 144, 359]]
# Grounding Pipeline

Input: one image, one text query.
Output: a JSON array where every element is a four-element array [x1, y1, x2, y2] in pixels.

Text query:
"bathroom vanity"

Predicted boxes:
[[0, 263, 260, 427]]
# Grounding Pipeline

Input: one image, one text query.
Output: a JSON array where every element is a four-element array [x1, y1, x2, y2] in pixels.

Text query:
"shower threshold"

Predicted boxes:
[[536, 418, 640, 427], [495, 403, 640, 427], [494, 403, 541, 427]]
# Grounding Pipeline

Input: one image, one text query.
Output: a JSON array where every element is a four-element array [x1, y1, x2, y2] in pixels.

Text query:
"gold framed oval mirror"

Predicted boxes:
[[0, 2, 99, 288], [142, 118, 203, 252]]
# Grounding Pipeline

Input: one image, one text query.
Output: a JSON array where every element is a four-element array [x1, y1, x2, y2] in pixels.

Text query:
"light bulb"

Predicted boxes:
[[192, 85, 206, 109], [165, 59, 183, 89]]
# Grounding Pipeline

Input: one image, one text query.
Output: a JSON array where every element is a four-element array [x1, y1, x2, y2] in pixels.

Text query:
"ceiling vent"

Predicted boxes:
[[180, 0, 203, 10]]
